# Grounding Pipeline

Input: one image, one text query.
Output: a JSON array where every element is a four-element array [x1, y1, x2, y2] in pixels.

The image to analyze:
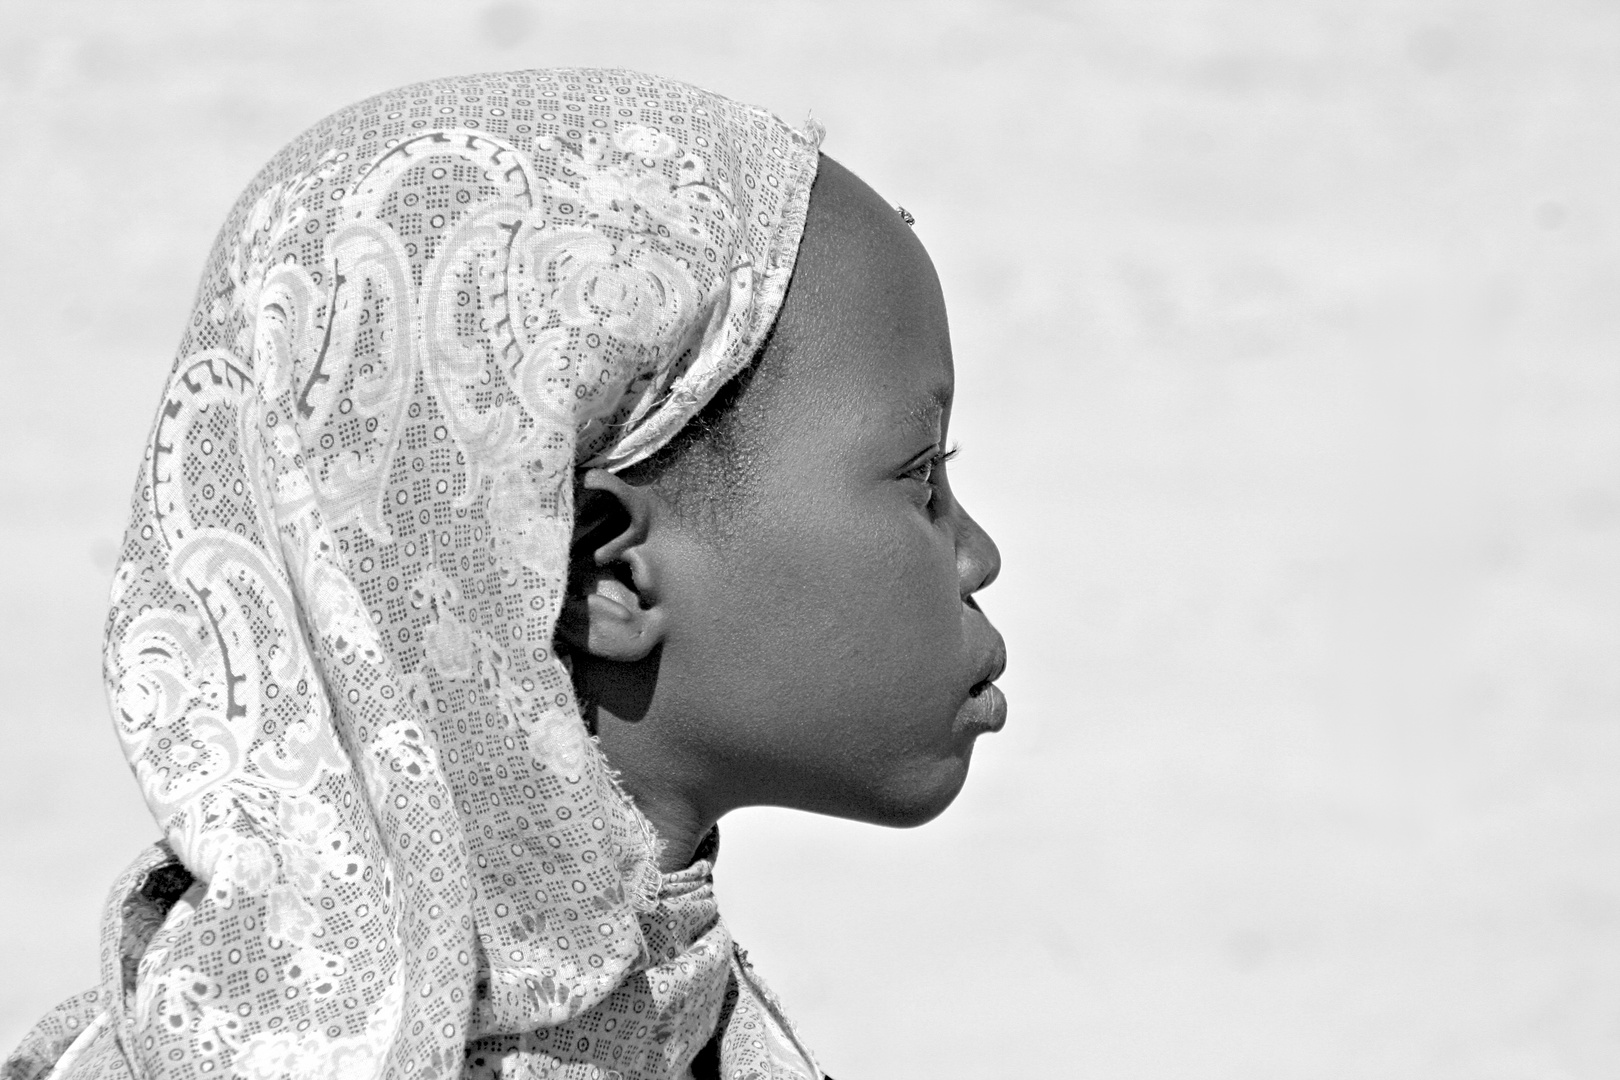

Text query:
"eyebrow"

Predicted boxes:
[[895, 386, 951, 432]]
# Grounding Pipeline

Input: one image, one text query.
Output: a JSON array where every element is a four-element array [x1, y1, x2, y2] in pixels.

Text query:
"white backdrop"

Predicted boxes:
[[1, 2, 1617, 1077]]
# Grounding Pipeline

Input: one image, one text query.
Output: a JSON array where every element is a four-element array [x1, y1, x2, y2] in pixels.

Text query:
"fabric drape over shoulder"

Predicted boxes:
[[5, 68, 823, 1080]]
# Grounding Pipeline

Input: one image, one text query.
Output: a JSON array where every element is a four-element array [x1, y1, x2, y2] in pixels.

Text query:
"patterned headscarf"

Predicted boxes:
[[11, 69, 825, 1080]]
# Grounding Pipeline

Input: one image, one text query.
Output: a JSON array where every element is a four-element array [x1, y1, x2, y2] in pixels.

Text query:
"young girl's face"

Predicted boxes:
[[641, 156, 1006, 828]]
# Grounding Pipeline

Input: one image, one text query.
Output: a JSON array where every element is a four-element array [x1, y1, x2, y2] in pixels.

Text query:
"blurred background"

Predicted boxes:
[[2, 1, 1617, 1076]]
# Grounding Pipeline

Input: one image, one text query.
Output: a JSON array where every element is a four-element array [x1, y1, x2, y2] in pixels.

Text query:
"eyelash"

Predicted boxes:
[[906, 442, 960, 505]]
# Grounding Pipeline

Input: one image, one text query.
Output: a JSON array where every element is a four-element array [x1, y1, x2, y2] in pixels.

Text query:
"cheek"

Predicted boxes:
[[730, 506, 964, 712], [659, 503, 977, 825]]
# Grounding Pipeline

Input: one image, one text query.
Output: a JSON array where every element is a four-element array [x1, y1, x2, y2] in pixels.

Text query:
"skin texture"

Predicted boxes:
[[556, 155, 1005, 872]]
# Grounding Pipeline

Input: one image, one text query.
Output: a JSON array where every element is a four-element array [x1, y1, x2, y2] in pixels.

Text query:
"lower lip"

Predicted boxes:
[[955, 683, 1007, 735]]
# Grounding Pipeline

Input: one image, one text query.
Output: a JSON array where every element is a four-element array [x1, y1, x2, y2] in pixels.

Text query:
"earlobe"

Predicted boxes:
[[557, 573, 666, 661], [557, 469, 669, 662]]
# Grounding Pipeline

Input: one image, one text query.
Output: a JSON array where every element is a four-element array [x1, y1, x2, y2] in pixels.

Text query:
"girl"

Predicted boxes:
[[6, 67, 1003, 1080]]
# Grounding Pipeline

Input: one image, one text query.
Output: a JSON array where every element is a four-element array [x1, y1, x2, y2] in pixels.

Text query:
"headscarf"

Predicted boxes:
[[13, 69, 825, 1080]]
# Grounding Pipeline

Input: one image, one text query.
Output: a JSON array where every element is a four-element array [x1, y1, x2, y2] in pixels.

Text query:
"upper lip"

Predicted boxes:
[[971, 640, 1007, 692]]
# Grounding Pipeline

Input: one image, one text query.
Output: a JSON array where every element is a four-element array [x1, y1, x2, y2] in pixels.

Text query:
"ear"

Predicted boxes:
[[556, 469, 669, 662]]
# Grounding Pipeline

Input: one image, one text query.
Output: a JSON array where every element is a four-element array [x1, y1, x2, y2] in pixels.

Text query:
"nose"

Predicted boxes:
[[955, 502, 1001, 600]]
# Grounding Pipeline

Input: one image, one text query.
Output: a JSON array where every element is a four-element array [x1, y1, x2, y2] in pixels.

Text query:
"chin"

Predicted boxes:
[[865, 750, 974, 829]]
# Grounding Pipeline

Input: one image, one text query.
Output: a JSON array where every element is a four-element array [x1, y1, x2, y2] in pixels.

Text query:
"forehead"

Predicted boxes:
[[760, 156, 955, 435]]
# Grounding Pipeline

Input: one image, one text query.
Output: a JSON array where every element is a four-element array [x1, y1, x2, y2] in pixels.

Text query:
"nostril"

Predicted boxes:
[[963, 595, 981, 611]]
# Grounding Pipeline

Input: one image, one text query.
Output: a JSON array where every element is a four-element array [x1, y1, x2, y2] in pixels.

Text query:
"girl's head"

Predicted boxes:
[[561, 153, 1005, 836]]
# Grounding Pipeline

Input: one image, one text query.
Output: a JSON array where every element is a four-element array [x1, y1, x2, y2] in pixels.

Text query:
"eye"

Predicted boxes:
[[902, 442, 960, 508]]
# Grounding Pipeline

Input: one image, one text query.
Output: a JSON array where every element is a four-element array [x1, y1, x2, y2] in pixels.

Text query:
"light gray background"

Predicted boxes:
[[2, 2, 1617, 1077]]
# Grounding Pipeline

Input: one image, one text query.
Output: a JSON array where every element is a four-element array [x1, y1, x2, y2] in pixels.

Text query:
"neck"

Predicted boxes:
[[574, 656, 720, 874], [608, 756, 715, 873]]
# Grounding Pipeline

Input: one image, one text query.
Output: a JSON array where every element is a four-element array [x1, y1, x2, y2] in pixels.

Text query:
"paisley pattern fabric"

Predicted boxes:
[[4, 69, 823, 1080]]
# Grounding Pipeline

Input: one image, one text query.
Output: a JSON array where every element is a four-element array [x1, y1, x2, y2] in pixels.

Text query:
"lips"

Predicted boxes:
[[957, 640, 1008, 735]]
